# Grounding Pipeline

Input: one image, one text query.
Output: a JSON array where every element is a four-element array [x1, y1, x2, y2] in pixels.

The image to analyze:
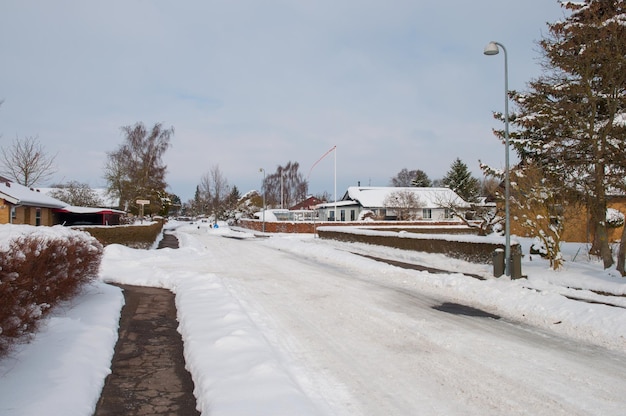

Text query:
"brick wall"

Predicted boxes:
[[237, 219, 473, 234]]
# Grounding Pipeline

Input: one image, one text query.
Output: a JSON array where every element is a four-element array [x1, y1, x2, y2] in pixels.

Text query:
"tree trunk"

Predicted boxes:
[[589, 165, 614, 269], [617, 225, 626, 276], [589, 205, 614, 269]]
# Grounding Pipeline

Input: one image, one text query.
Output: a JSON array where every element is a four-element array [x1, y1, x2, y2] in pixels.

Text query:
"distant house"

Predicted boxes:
[[315, 186, 471, 222], [53, 206, 125, 226], [0, 177, 67, 226], [0, 178, 125, 226], [289, 196, 324, 211]]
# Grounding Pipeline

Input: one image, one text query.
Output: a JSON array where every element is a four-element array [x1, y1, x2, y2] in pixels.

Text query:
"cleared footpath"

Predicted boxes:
[[94, 233, 199, 416]]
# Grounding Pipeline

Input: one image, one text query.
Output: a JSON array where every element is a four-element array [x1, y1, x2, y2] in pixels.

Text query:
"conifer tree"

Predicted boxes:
[[504, 1, 626, 268], [442, 158, 480, 203], [411, 170, 432, 187]]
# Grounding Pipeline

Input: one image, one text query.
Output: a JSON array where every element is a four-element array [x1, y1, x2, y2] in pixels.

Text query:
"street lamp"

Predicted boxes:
[[259, 168, 266, 233], [280, 167, 284, 210], [484, 40, 511, 277]]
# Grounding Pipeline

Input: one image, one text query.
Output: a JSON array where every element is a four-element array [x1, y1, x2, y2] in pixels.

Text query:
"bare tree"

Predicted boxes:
[[383, 189, 423, 220], [263, 162, 307, 208], [199, 165, 231, 220], [390, 169, 417, 187], [48, 181, 103, 207], [0, 136, 57, 187], [104, 122, 173, 214], [433, 190, 500, 237]]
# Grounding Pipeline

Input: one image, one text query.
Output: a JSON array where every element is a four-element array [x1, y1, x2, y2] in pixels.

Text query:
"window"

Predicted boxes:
[[350, 210, 356, 221], [444, 208, 453, 219], [35, 208, 41, 226], [329, 210, 335, 221], [422, 208, 432, 219], [340, 210, 345, 221]]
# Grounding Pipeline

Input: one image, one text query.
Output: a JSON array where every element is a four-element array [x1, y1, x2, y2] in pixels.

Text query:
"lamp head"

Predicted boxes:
[[483, 41, 500, 56]]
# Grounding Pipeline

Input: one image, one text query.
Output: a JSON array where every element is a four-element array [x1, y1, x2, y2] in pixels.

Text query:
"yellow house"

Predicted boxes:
[[0, 177, 66, 226], [508, 196, 626, 244]]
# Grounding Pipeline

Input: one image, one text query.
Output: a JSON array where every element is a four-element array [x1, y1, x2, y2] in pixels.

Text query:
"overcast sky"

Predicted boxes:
[[0, 1, 566, 202]]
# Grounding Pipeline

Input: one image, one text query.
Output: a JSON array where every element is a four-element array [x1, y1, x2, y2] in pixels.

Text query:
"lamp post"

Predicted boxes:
[[280, 167, 284, 210], [484, 40, 511, 277], [259, 168, 266, 233]]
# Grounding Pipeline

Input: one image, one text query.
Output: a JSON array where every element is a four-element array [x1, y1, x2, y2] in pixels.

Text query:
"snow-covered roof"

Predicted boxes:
[[342, 186, 471, 209], [55, 206, 126, 214], [38, 187, 119, 208], [0, 180, 67, 209], [315, 200, 360, 209]]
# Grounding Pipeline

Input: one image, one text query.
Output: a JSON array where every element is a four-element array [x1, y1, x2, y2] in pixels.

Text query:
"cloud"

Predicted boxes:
[[0, 0, 565, 201]]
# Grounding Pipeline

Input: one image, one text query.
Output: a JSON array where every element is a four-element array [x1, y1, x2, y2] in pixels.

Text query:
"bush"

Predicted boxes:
[[78, 221, 163, 248], [0, 226, 103, 356]]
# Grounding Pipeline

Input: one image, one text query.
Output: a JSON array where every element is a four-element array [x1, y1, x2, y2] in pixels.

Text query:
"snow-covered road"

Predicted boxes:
[[195, 232, 626, 415]]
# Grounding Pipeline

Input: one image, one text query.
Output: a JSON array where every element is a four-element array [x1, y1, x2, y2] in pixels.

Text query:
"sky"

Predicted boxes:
[[0, 1, 567, 202], [1, 221, 625, 415]]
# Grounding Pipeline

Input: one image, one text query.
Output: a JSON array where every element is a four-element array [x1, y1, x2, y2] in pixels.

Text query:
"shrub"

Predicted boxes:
[[0, 226, 103, 356], [78, 221, 163, 248]]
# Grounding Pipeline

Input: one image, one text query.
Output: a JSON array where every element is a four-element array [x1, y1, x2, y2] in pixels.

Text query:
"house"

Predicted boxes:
[[0, 178, 125, 226], [315, 186, 471, 222], [289, 196, 324, 211], [0, 177, 67, 225], [53, 206, 125, 226]]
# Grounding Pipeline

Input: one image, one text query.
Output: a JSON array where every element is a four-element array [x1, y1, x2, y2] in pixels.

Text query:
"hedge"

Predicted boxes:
[[0, 226, 103, 356]]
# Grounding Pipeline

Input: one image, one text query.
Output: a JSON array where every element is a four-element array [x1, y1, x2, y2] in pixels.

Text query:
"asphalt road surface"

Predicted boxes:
[[197, 234, 626, 416]]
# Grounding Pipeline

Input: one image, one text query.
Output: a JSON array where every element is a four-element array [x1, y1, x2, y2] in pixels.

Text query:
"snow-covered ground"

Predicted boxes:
[[1, 220, 625, 415]]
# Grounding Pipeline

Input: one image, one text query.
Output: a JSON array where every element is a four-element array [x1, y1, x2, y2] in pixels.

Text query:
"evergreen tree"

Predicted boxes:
[[442, 158, 480, 203], [504, 1, 626, 269], [410, 170, 432, 187]]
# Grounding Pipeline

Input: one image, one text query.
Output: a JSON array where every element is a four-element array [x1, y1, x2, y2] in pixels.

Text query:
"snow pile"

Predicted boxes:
[[0, 221, 625, 415]]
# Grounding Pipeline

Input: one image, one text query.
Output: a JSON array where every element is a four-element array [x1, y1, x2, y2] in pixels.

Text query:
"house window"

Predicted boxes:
[[340, 210, 345, 221], [329, 210, 335, 221], [350, 209, 356, 221], [444, 208, 453, 219], [422, 208, 432, 219], [11, 206, 16, 223], [35, 208, 41, 226]]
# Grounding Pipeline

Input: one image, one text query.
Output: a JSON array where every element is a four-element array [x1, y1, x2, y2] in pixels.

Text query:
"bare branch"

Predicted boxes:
[[0, 135, 57, 187]]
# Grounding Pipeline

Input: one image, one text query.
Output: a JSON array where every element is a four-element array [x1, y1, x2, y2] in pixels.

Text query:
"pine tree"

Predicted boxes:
[[505, 1, 626, 269], [411, 170, 432, 187], [442, 158, 480, 203]]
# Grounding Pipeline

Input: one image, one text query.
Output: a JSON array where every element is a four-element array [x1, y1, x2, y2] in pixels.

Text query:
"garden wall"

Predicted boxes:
[[236, 218, 474, 234], [317, 226, 520, 264]]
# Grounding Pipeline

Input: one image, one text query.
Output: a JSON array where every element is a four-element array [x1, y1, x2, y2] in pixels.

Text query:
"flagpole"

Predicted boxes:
[[334, 146, 337, 221]]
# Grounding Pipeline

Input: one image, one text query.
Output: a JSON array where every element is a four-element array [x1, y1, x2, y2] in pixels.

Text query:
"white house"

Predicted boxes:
[[316, 186, 471, 222]]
